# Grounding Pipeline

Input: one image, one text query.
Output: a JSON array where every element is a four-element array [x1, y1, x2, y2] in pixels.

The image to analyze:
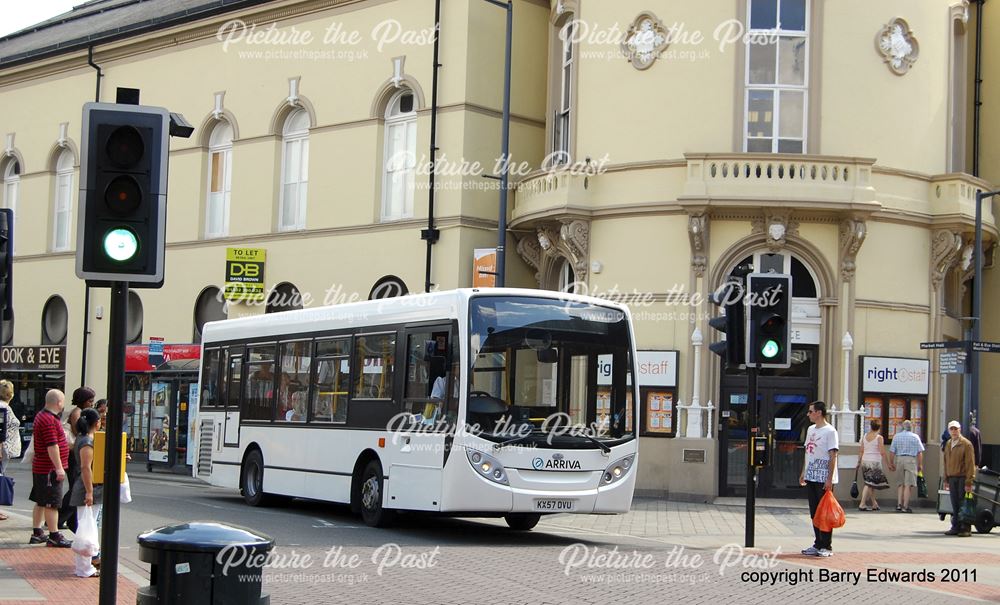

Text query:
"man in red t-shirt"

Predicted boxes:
[[28, 389, 71, 547]]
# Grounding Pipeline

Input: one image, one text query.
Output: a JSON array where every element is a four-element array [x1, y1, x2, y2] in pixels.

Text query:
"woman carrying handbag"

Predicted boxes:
[[0, 379, 21, 521]]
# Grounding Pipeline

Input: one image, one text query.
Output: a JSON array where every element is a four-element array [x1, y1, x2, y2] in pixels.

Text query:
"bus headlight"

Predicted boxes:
[[466, 449, 509, 485], [601, 455, 635, 485]]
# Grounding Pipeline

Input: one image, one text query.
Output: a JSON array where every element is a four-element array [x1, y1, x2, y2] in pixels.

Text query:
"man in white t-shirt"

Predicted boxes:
[[798, 400, 839, 557]]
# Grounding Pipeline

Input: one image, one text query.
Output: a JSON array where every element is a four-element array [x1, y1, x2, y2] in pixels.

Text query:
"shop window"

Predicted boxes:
[[127, 291, 143, 344], [353, 333, 395, 399], [193, 286, 228, 343], [41, 295, 68, 345], [312, 337, 350, 423], [381, 90, 417, 222], [279, 109, 309, 231], [276, 341, 311, 422], [52, 149, 74, 252], [863, 394, 927, 443], [639, 388, 673, 436], [244, 344, 277, 421], [744, 0, 809, 153], [206, 121, 233, 238]]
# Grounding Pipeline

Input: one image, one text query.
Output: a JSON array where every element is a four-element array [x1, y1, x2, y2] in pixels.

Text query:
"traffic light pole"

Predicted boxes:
[[745, 362, 758, 548], [99, 281, 127, 605]]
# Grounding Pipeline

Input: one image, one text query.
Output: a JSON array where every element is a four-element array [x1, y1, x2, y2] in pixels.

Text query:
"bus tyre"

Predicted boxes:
[[360, 460, 396, 528], [241, 449, 268, 507], [504, 513, 541, 531]]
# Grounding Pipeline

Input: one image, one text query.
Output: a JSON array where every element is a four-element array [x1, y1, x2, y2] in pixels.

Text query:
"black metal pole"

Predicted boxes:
[[971, 191, 998, 428], [745, 364, 757, 548], [98, 281, 127, 604], [495, 0, 513, 287], [974, 0, 985, 176], [423, 0, 442, 293]]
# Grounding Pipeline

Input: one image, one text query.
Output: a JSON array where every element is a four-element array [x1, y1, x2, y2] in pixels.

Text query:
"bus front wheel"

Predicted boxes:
[[241, 449, 268, 507], [359, 460, 396, 527], [504, 513, 541, 531]]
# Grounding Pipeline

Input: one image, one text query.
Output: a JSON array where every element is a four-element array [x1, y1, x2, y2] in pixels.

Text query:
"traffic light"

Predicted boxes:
[[708, 278, 745, 367], [0, 208, 12, 321], [76, 102, 169, 285], [745, 273, 792, 368]]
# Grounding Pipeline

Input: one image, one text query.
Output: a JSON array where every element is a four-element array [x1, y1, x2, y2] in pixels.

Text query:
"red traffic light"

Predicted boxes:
[[105, 126, 144, 169], [104, 175, 142, 215]]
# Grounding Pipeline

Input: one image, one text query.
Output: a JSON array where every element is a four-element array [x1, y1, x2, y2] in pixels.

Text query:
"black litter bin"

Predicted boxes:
[[136, 521, 274, 605]]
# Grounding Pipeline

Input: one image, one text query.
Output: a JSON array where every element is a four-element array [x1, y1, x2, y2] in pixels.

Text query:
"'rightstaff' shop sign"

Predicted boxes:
[[860, 356, 929, 394]]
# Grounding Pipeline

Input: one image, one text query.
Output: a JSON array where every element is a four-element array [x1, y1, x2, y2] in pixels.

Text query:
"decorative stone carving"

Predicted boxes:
[[930, 229, 963, 291], [515, 220, 591, 289], [621, 12, 669, 70], [751, 211, 798, 252], [688, 213, 708, 277], [839, 218, 867, 282], [876, 18, 919, 75]]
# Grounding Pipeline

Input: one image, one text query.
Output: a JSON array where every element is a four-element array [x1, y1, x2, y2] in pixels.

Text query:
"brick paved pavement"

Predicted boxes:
[[2, 496, 998, 604]]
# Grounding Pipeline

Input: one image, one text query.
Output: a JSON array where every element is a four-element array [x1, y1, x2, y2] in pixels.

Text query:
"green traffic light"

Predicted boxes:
[[761, 339, 781, 359], [103, 228, 139, 262]]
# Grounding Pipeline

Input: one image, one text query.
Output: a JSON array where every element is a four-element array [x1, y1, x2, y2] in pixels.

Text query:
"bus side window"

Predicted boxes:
[[200, 349, 220, 407], [312, 337, 350, 423]]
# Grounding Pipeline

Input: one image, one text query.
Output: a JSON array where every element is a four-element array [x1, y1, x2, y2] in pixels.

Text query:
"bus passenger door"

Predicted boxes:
[[223, 354, 242, 447], [386, 327, 455, 511]]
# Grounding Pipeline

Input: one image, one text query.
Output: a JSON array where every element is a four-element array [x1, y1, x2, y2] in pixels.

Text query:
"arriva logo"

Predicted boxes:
[[531, 456, 582, 470]]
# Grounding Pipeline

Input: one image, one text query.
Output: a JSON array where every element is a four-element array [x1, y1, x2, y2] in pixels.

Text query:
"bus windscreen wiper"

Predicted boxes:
[[572, 431, 611, 454], [493, 431, 538, 450]]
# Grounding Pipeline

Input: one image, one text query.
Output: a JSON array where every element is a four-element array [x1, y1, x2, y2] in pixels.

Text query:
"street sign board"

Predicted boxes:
[[920, 341, 967, 350], [972, 341, 1000, 353], [939, 351, 967, 374]]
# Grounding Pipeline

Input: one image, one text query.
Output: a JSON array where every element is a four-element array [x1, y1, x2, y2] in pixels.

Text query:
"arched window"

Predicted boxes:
[[266, 282, 304, 313], [127, 291, 143, 344], [53, 149, 74, 251], [1, 160, 18, 255], [558, 258, 577, 293], [193, 286, 228, 343], [381, 90, 417, 221], [206, 121, 233, 238], [279, 110, 309, 231], [41, 295, 68, 345]]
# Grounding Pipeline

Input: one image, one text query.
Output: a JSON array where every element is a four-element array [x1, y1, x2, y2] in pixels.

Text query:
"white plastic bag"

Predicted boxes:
[[120, 473, 132, 504], [71, 506, 100, 557]]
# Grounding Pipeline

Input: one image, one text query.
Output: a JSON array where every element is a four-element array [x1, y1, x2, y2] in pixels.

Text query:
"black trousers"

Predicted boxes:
[[806, 481, 833, 550], [948, 476, 970, 531]]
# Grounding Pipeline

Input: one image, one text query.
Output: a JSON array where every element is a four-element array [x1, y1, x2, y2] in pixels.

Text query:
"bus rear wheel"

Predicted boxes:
[[359, 460, 396, 528], [241, 449, 268, 507], [504, 513, 541, 531]]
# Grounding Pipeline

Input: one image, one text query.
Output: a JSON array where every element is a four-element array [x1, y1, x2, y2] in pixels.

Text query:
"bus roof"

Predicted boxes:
[[201, 288, 632, 344]]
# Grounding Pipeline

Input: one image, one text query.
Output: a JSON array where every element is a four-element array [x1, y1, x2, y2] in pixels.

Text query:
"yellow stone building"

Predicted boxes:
[[0, 0, 993, 497]]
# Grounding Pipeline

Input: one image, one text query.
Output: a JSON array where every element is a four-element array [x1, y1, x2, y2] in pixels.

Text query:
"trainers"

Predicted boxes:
[[28, 529, 46, 545], [903, 507, 913, 513], [945, 528, 961, 535], [895, 505, 903, 512], [958, 530, 972, 537], [801, 546, 820, 556], [817, 549, 833, 557], [46, 532, 72, 548]]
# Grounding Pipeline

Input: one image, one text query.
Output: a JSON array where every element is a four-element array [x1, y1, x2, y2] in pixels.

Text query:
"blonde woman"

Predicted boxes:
[[857, 419, 891, 510], [0, 379, 21, 521]]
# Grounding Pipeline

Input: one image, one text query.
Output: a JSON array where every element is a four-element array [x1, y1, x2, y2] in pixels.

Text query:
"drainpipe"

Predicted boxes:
[[421, 0, 442, 292], [974, 0, 985, 176], [82, 46, 102, 384]]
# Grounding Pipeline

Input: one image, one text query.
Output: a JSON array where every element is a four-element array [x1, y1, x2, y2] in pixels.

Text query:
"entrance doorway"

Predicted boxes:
[[719, 346, 817, 498]]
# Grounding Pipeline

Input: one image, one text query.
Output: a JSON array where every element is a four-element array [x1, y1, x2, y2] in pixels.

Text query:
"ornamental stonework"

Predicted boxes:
[[876, 17, 919, 75], [621, 12, 669, 70]]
